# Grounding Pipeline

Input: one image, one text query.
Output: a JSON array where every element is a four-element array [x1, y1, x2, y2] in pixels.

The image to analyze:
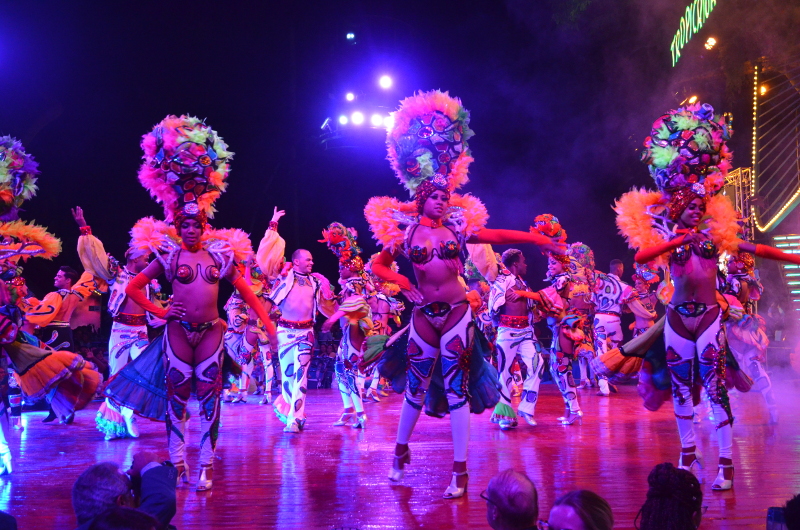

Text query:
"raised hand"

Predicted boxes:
[[271, 207, 286, 224], [71, 206, 87, 228]]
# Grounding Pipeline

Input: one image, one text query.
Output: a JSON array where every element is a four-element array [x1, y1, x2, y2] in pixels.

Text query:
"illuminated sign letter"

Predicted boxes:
[[671, 0, 718, 66]]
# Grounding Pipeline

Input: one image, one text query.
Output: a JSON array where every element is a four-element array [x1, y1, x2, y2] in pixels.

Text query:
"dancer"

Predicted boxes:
[[592, 259, 655, 396], [631, 264, 660, 338], [123, 115, 277, 491], [364, 91, 564, 498], [488, 249, 545, 429], [0, 137, 100, 471], [616, 103, 800, 490], [319, 223, 375, 429], [72, 206, 161, 440], [723, 252, 776, 423], [256, 209, 337, 433], [530, 215, 589, 426], [223, 255, 273, 405]]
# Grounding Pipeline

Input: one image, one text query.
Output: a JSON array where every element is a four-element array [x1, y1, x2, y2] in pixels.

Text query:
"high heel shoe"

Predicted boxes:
[[174, 462, 189, 486], [678, 449, 704, 471], [333, 412, 355, 427], [711, 464, 734, 491], [388, 449, 410, 482], [559, 411, 583, 425], [196, 465, 213, 492], [352, 414, 367, 429], [443, 471, 469, 499]]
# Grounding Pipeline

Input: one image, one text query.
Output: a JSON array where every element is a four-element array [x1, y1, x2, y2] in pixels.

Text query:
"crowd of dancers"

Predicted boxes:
[[0, 91, 796, 500]]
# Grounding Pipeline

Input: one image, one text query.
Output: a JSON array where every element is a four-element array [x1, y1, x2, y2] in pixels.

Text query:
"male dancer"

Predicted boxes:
[[258, 209, 337, 433], [23, 264, 99, 423], [488, 249, 544, 429], [72, 206, 160, 439], [591, 259, 649, 396], [631, 266, 659, 338]]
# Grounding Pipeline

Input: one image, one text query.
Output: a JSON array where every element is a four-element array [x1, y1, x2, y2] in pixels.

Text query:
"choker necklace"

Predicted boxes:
[[181, 242, 201, 253], [419, 216, 442, 229]]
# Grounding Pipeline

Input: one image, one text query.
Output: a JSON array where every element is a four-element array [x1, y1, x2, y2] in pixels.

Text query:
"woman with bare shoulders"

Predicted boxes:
[[365, 91, 564, 498]]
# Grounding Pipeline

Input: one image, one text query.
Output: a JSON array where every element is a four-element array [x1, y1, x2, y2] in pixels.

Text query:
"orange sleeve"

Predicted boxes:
[[514, 290, 542, 302], [125, 273, 168, 318], [472, 228, 551, 247], [371, 249, 412, 292], [754, 244, 800, 265], [634, 235, 686, 264], [23, 292, 64, 327]]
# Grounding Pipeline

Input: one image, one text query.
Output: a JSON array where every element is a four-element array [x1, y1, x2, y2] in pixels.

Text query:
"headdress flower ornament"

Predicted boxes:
[[728, 251, 755, 273], [641, 103, 732, 221], [0, 136, 39, 222], [387, 90, 474, 210], [532, 214, 569, 266], [138, 115, 233, 225], [632, 262, 660, 285], [319, 222, 364, 274]]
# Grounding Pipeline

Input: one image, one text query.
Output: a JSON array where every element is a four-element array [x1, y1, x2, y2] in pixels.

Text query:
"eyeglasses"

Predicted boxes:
[[480, 489, 496, 507]]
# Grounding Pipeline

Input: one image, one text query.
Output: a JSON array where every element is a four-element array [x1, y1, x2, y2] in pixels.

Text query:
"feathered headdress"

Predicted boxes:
[[319, 222, 364, 273], [616, 103, 741, 258], [0, 136, 39, 222], [532, 214, 569, 266], [632, 262, 660, 285], [0, 220, 61, 262], [387, 90, 474, 207], [138, 115, 233, 225]]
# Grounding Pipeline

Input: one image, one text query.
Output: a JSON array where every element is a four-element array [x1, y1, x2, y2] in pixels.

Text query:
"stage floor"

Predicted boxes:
[[3, 377, 799, 529]]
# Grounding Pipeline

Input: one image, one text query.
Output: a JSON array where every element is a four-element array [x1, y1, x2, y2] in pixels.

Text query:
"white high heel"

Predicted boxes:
[[711, 464, 734, 491], [388, 449, 410, 482], [196, 465, 213, 492], [0, 452, 12, 475], [443, 471, 469, 499], [352, 414, 367, 429], [559, 410, 583, 425], [333, 412, 355, 427], [678, 449, 704, 482], [175, 462, 189, 486]]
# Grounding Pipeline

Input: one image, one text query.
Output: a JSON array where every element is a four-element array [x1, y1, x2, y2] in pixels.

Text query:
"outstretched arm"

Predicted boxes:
[[741, 241, 800, 266], [469, 228, 566, 255], [73, 206, 116, 282], [628, 297, 657, 320], [634, 235, 687, 264]]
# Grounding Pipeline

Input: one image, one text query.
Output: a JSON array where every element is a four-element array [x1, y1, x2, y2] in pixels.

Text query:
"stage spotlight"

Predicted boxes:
[[383, 115, 394, 129], [688, 95, 698, 104], [346, 92, 355, 102], [760, 85, 768, 96], [379, 75, 393, 89], [704, 37, 717, 50], [351, 111, 364, 125], [338, 115, 348, 125], [346, 33, 355, 40], [370, 114, 383, 126]]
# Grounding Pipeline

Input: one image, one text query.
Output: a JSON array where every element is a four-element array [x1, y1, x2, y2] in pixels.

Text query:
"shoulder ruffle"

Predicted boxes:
[[706, 194, 741, 255], [614, 188, 670, 268]]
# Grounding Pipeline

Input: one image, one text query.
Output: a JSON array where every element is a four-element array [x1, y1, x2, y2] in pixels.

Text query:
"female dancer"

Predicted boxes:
[[364, 91, 563, 498], [617, 103, 800, 491], [123, 115, 277, 491], [631, 264, 659, 338]]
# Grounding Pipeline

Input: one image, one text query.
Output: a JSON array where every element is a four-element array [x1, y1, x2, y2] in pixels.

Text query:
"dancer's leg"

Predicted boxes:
[[517, 330, 544, 420], [193, 321, 226, 471], [493, 327, 517, 422], [165, 324, 194, 470], [285, 330, 314, 429]]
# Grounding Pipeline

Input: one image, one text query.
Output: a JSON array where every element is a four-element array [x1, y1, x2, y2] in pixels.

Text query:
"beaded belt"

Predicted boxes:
[[498, 315, 529, 329], [277, 318, 314, 330], [113, 313, 147, 326]]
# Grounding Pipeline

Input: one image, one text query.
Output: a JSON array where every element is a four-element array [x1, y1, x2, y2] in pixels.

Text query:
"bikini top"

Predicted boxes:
[[404, 223, 462, 265], [173, 250, 221, 285], [670, 236, 718, 266]]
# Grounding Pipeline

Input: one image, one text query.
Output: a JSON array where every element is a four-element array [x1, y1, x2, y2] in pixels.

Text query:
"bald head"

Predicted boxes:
[[485, 469, 538, 530], [292, 249, 314, 274]]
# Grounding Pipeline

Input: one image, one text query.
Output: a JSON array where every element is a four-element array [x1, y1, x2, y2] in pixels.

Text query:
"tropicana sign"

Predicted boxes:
[[671, 0, 718, 67]]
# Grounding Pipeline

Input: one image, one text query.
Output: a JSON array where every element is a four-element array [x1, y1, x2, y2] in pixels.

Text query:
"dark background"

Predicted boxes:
[[1, 0, 796, 300]]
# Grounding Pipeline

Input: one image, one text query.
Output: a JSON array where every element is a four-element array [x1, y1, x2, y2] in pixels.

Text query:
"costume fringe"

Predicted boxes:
[[614, 188, 669, 267], [706, 194, 742, 254], [0, 220, 61, 259]]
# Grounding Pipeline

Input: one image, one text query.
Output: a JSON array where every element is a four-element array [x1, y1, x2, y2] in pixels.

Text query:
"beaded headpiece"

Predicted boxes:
[[0, 137, 39, 222], [138, 115, 233, 225], [632, 263, 660, 285], [533, 214, 569, 266], [387, 90, 474, 210], [319, 222, 364, 274], [641, 103, 732, 220]]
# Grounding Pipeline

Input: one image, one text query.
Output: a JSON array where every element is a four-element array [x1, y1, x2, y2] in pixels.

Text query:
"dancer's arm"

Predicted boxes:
[[73, 207, 115, 282], [628, 297, 657, 320], [634, 235, 687, 264], [513, 290, 542, 303], [371, 249, 423, 303], [743, 242, 800, 266], [125, 261, 170, 319], [231, 276, 278, 347], [470, 228, 566, 255], [256, 208, 287, 282]]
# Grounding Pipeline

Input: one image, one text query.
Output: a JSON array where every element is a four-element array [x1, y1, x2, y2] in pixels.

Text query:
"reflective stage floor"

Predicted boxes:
[[3, 377, 799, 529]]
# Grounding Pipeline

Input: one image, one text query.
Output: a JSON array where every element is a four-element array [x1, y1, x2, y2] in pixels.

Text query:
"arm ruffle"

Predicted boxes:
[[255, 227, 286, 282], [706, 194, 742, 255], [449, 193, 488, 238], [466, 244, 498, 282], [614, 189, 669, 268], [364, 197, 415, 253], [205, 228, 253, 264], [78, 233, 113, 282], [129, 217, 175, 256]]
